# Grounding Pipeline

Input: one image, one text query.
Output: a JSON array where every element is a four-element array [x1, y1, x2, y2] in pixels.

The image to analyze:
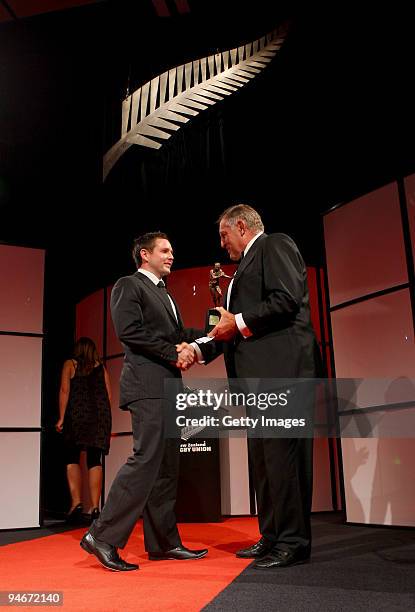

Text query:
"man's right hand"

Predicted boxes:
[[208, 307, 237, 341], [175, 343, 196, 371]]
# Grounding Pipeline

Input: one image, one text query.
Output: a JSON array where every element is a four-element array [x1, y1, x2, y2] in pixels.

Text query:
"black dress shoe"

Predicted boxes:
[[80, 532, 139, 571], [253, 549, 310, 569], [148, 546, 208, 560], [235, 537, 274, 559]]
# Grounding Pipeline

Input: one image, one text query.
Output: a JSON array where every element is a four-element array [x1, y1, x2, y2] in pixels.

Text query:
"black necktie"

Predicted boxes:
[[157, 280, 178, 323]]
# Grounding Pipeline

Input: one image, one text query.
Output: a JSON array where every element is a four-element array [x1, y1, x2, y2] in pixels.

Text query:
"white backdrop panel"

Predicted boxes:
[[219, 434, 250, 515], [324, 182, 407, 306], [331, 290, 415, 408], [341, 437, 415, 526], [325, 185, 415, 525], [0, 432, 40, 529], [0, 335, 42, 427]]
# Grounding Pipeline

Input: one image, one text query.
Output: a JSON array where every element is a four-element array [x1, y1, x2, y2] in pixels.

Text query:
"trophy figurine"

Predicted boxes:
[[205, 263, 232, 333], [209, 262, 232, 307]]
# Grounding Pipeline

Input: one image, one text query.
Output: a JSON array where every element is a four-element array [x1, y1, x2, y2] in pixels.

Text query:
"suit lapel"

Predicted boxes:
[[169, 293, 184, 329], [231, 233, 267, 290], [135, 272, 179, 327]]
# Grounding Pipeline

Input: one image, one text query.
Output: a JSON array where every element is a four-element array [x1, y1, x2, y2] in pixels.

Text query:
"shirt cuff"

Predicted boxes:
[[235, 313, 253, 338], [190, 342, 205, 364]]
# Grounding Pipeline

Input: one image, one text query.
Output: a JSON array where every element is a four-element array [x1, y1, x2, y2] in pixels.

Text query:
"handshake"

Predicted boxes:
[[171, 307, 238, 371], [174, 342, 197, 371]]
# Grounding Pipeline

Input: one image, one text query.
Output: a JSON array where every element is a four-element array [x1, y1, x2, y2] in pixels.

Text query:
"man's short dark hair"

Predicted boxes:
[[132, 232, 169, 266]]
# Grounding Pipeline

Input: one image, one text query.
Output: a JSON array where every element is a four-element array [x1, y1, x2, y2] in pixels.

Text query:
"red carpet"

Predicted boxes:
[[0, 518, 259, 611]]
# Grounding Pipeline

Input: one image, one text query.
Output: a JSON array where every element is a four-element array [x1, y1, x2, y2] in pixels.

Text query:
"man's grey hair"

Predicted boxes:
[[218, 204, 264, 232]]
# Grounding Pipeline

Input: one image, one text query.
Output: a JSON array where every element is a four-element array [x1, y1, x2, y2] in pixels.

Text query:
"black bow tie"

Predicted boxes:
[[157, 280, 166, 290]]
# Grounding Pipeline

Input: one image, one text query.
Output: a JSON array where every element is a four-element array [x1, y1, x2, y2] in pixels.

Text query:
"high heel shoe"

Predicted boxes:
[[90, 507, 100, 522], [66, 503, 83, 524]]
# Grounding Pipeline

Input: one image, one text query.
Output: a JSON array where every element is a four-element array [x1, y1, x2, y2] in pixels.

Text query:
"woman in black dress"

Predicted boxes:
[[56, 337, 112, 522]]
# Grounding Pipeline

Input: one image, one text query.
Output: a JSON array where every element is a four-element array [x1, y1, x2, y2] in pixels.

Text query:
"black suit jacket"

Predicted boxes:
[[201, 233, 321, 379], [110, 271, 203, 408]]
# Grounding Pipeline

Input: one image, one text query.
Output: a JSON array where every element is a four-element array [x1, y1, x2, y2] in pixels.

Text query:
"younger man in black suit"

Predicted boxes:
[[80, 232, 207, 571]]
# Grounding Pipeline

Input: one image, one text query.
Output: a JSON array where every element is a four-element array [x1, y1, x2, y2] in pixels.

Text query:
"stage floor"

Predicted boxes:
[[1, 514, 414, 611]]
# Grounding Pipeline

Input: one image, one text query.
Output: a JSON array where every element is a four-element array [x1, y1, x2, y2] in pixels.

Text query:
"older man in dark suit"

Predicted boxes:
[[80, 232, 207, 571], [193, 205, 320, 569]]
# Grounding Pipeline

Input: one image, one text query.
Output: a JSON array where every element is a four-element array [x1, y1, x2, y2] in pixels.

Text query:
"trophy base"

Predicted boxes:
[[205, 308, 221, 333]]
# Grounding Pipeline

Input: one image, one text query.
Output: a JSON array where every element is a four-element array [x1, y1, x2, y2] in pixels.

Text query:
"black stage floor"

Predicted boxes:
[[0, 517, 89, 546], [205, 513, 415, 611]]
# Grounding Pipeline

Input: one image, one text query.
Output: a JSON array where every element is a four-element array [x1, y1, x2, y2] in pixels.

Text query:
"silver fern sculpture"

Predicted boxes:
[[103, 24, 289, 181]]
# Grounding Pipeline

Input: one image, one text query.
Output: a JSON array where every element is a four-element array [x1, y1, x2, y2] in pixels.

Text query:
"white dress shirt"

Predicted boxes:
[[229, 231, 263, 338], [137, 268, 178, 323]]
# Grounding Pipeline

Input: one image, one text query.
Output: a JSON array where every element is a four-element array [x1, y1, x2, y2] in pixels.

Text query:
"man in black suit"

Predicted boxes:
[[193, 205, 320, 569], [80, 232, 207, 571]]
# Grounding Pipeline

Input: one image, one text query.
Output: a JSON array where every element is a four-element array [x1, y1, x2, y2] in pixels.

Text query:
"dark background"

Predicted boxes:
[[2, 1, 414, 289], [1, 0, 414, 513]]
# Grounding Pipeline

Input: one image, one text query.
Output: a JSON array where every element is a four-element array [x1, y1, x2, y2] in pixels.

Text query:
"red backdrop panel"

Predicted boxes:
[[106, 285, 123, 357], [307, 266, 321, 343], [75, 289, 104, 356], [404, 173, 415, 271], [168, 264, 236, 329], [0, 245, 44, 334], [311, 437, 333, 511]]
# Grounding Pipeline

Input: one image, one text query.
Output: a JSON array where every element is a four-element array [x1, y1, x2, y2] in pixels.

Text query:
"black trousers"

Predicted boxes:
[[90, 399, 181, 551], [247, 379, 315, 555], [248, 436, 313, 555]]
